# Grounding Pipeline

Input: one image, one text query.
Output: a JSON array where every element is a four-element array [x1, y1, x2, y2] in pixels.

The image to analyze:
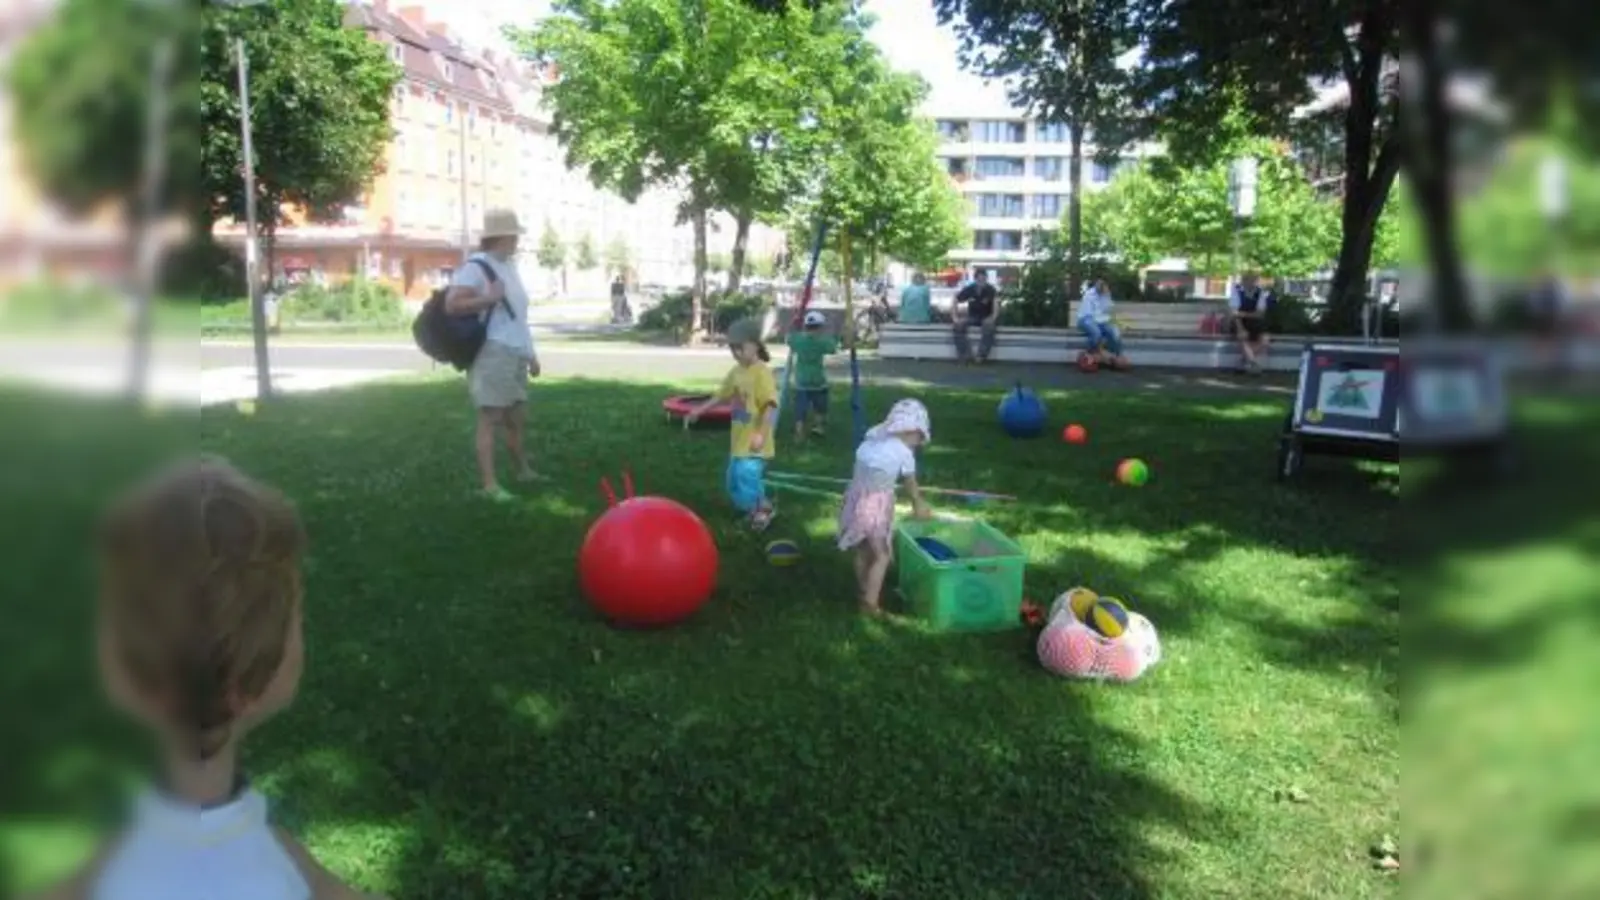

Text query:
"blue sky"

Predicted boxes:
[[426, 0, 1018, 114]]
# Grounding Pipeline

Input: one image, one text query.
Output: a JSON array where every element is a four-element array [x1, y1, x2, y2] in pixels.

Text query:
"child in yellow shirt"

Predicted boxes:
[[687, 318, 779, 531]]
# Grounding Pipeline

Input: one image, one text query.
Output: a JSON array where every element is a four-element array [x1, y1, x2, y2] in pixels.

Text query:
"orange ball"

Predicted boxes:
[[1063, 423, 1088, 444]]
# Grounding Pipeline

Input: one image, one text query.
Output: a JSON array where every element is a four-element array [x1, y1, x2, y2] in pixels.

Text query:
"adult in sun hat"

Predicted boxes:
[[445, 208, 542, 501]]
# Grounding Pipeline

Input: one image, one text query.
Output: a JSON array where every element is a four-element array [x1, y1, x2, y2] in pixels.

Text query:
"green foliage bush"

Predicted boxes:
[[1000, 231, 1145, 326], [0, 280, 123, 326], [637, 290, 773, 338], [286, 280, 405, 326], [164, 240, 246, 302]]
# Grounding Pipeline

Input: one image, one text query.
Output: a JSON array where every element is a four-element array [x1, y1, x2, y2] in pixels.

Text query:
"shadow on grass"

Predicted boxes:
[[0, 375, 1425, 897]]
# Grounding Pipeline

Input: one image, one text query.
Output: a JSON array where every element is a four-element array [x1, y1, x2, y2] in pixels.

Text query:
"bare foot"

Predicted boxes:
[[859, 602, 887, 618]]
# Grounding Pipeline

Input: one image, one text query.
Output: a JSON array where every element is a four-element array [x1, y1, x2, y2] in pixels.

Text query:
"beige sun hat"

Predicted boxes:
[[481, 208, 525, 239]]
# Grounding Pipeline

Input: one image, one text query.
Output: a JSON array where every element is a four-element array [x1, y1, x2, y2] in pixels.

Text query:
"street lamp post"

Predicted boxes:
[[214, 0, 271, 402], [1227, 156, 1258, 295]]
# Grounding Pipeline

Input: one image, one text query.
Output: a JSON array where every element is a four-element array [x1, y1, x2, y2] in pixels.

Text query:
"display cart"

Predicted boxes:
[[1277, 339, 1513, 480], [1277, 343, 1401, 480]]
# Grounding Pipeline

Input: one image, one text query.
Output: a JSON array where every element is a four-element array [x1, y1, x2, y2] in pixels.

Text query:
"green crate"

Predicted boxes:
[[893, 518, 1027, 632]]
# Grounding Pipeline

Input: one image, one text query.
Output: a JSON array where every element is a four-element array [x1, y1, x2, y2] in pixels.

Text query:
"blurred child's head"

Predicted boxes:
[[874, 398, 931, 448], [726, 318, 770, 365], [97, 457, 307, 762], [802, 310, 826, 332]]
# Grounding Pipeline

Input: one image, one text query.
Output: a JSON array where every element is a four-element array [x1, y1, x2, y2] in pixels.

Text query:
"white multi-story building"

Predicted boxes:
[[928, 106, 1149, 284]]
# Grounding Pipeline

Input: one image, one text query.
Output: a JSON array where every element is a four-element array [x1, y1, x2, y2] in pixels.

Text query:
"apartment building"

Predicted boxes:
[[931, 109, 1142, 284]]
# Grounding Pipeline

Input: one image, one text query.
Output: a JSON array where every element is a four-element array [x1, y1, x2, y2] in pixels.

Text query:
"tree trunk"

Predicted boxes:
[[1403, 2, 1470, 331], [690, 205, 709, 342], [728, 209, 752, 295], [1067, 121, 1084, 299], [1327, 133, 1401, 333], [1324, 24, 1402, 335]]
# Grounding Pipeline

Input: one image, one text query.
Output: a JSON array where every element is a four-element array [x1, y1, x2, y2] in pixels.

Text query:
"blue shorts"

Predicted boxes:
[[791, 387, 830, 420], [725, 457, 768, 513]]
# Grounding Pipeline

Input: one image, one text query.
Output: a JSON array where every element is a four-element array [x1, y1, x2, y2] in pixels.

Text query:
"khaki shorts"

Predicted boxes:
[[469, 341, 530, 409]]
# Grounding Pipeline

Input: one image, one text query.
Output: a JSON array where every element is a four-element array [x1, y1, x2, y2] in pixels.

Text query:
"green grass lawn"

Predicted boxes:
[[0, 375, 1412, 898]]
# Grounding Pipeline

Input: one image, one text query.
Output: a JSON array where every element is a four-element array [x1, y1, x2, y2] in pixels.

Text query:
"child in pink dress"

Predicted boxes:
[[837, 399, 933, 616]]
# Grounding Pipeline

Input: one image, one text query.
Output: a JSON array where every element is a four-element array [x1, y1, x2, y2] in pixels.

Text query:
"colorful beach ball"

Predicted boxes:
[[765, 539, 802, 567]]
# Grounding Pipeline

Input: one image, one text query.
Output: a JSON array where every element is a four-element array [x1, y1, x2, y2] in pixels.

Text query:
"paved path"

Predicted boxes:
[[0, 337, 1296, 405]]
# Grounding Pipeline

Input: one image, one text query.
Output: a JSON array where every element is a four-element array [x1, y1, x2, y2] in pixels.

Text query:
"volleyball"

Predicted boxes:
[[765, 539, 802, 567], [1050, 586, 1099, 625], [1086, 597, 1130, 639]]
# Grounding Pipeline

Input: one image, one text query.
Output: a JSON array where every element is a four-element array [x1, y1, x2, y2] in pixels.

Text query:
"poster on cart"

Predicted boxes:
[[1292, 344, 1400, 442]]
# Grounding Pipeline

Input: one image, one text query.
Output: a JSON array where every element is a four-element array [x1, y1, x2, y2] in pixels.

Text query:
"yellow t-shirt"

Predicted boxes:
[[717, 362, 777, 458]]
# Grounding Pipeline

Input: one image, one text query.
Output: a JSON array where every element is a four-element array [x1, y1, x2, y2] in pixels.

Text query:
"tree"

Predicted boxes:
[[537, 221, 567, 270], [604, 234, 633, 278], [1127, 0, 1399, 331], [706, 251, 732, 275], [794, 47, 967, 279], [4, 0, 193, 220], [1082, 137, 1342, 282], [575, 233, 599, 271], [520, 0, 853, 336], [196, 0, 399, 281], [935, 0, 1136, 297]]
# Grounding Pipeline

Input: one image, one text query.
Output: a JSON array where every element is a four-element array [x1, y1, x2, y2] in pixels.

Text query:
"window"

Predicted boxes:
[[946, 157, 969, 177], [974, 194, 1025, 218], [390, 43, 403, 64], [443, 99, 454, 124], [1034, 156, 1066, 181], [394, 135, 407, 169], [1091, 160, 1118, 184], [447, 149, 457, 177], [972, 230, 1023, 251], [974, 120, 1025, 143], [392, 85, 405, 114], [467, 104, 477, 133], [1036, 122, 1069, 143], [1032, 194, 1065, 219], [936, 120, 970, 142], [973, 157, 1026, 179]]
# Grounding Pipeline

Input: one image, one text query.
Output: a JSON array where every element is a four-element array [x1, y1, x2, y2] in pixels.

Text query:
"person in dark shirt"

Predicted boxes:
[[609, 275, 632, 325], [952, 270, 1000, 364]]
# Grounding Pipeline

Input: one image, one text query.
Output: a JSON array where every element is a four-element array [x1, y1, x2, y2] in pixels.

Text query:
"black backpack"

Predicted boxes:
[[413, 258, 515, 371]]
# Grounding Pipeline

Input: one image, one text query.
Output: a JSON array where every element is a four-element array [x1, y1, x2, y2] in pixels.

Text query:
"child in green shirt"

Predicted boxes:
[[785, 310, 842, 443]]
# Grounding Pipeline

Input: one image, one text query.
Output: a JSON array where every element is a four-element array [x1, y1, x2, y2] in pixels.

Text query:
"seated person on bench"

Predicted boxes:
[[898, 272, 933, 324], [1077, 278, 1124, 363], [952, 270, 999, 364], [1229, 272, 1274, 374]]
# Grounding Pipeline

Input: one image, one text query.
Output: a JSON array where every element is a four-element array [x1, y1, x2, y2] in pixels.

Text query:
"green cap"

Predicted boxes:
[[726, 317, 765, 346]]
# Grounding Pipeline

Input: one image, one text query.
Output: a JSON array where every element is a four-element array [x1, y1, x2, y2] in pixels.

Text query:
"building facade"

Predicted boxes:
[[930, 108, 1143, 285]]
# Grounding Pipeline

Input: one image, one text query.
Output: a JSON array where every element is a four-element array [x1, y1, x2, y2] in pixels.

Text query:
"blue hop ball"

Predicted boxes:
[[998, 383, 1048, 438]]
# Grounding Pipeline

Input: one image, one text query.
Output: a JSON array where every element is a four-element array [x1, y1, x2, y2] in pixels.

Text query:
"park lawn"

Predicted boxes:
[[1, 374, 1405, 899]]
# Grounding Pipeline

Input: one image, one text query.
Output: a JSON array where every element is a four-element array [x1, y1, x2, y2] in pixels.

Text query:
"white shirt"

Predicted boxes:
[[92, 788, 310, 900], [851, 436, 917, 492], [451, 252, 534, 357], [1078, 287, 1113, 324]]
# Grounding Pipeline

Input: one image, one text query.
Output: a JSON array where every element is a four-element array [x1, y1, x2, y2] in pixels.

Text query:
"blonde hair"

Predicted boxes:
[[97, 456, 305, 760]]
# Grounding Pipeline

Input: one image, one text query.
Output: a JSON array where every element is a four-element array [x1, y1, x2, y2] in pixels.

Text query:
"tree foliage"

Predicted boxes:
[[7, 0, 398, 238], [1082, 137, 1341, 279], [199, 0, 399, 235], [575, 233, 599, 270], [604, 234, 633, 277], [791, 49, 966, 273], [520, 0, 850, 322], [934, 0, 1136, 295], [1128, 0, 1399, 325], [5, 0, 195, 218], [537, 222, 567, 270]]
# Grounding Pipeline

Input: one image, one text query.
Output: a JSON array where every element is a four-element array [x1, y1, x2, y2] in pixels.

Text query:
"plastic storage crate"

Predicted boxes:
[[893, 518, 1027, 632]]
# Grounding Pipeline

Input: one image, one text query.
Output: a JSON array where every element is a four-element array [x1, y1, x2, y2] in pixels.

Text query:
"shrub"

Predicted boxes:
[[282, 280, 405, 326], [1265, 293, 1319, 335], [637, 290, 773, 339], [638, 291, 693, 333]]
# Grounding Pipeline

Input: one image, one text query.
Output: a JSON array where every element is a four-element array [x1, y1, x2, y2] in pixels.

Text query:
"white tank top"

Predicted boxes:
[[92, 787, 311, 900]]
